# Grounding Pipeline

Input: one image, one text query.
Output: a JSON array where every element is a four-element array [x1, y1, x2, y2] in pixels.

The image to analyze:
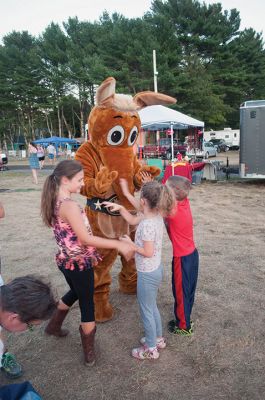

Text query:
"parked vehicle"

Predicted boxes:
[[209, 138, 229, 153], [186, 141, 217, 159], [203, 142, 217, 158], [143, 138, 187, 159], [239, 100, 265, 178], [0, 152, 8, 170], [204, 128, 240, 150]]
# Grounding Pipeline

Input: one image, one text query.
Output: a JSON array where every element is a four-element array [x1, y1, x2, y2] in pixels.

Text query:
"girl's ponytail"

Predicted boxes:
[[158, 184, 175, 217], [140, 180, 175, 217], [41, 174, 58, 227]]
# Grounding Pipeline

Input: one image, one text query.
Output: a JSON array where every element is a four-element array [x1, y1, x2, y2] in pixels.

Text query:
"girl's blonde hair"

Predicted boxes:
[[41, 160, 83, 227], [140, 181, 175, 217]]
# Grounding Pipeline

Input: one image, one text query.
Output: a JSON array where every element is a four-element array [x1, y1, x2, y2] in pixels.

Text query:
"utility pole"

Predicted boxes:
[[153, 50, 158, 92], [153, 50, 160, 150], [153, 50, 160, 149]]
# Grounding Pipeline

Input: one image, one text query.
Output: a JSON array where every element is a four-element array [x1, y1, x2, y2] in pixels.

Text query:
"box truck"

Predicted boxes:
[[239, 100, 265, 178]]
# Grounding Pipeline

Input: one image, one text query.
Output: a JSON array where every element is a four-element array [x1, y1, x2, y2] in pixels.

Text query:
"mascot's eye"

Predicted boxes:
[[128, 126, 138, 146], [107, 125, 125, 146]]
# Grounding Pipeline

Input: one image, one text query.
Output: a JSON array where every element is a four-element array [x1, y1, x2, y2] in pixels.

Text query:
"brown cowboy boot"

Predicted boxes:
[[45, 308, 69, 337], [79, 325, 96, 366]]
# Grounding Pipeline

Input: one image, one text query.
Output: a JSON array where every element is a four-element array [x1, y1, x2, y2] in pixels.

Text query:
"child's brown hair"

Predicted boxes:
[[166, 175, 191, 201], [0, 275, 56, 323], [140, 180, 175, 217], [41, 160, 83, 227]]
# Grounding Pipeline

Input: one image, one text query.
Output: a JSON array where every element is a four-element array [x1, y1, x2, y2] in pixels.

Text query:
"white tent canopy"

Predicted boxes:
[[138, 105, 204, 130]]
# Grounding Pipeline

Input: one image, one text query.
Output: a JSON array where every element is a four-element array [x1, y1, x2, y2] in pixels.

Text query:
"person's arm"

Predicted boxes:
[[119, 178, 140, 210], [0, 201, 5, 218], [120, 234, 154, 258], [103, 201, 142, 226], [137, 240, 154, 257], [60, 201, 135, 259]]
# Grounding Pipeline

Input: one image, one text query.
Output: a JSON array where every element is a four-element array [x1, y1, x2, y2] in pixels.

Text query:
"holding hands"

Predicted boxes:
[[116, 239, 135, 261], [119, 234, 134, 246]]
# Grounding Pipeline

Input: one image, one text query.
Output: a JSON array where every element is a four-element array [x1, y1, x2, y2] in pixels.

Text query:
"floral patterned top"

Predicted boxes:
[[135, 215, 164, 273], [52, 198, 100, 271]]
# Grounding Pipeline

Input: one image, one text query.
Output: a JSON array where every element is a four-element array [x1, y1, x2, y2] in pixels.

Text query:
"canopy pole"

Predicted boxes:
[[171, 122, 174, 175]]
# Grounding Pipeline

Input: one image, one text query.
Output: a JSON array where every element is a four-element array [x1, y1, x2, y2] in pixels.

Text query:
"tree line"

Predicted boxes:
[[1, 0, 265, 148]]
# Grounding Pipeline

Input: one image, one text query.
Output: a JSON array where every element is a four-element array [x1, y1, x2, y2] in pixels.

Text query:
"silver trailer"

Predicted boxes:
[[239, 100, 265, 178]]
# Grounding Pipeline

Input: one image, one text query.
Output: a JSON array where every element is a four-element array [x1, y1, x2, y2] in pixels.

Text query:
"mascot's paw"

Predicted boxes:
[[95, 300, 114, 323], [95, 166, 118, 194], [134, 166, 161, 186]]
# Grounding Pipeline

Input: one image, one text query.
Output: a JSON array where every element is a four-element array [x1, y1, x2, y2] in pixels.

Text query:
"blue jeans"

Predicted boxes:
[[137, 264, 163, 348]]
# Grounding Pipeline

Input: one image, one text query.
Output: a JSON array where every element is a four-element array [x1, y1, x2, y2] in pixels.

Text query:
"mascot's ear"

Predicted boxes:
[[96, 77, 116, 107], [133, 91, 176, 109]]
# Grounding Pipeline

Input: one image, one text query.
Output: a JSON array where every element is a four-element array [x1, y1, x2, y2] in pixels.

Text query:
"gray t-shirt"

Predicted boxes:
[[135, 215, 164, 273]]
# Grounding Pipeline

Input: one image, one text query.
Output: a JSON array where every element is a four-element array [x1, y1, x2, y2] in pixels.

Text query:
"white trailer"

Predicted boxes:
[[204, 128, 240, 149]]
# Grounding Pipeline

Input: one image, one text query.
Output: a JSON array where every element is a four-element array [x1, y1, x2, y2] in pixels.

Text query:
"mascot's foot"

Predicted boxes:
[[95, 300, 114, 323], [119, 287, 137, 295]]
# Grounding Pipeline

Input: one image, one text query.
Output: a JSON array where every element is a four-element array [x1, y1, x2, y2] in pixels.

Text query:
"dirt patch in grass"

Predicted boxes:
[[0, 172, 264, 399]]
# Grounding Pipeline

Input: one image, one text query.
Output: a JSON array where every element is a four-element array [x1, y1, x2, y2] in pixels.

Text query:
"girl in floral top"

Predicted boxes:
[[41, 160, 135, 366], [104, 180, 175, 361]]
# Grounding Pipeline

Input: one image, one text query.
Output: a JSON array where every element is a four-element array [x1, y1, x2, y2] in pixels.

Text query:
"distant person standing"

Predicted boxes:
[[66, 143, 72, 159], [28, 142, 40, 185], [37, 145, 45, 169], [47, 143, 56, 165], [0, 149, 3, 170]]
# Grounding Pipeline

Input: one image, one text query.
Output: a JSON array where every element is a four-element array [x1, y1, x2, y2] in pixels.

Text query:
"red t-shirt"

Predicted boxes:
[[165, 198, 195, 257]]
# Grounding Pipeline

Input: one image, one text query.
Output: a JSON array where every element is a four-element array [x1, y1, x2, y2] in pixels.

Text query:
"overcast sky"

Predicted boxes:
[[0, 0, 264, 41]]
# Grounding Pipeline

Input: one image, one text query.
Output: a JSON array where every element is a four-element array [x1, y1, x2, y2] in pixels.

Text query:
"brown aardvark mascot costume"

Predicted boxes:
[[75, 77, 176, 322]]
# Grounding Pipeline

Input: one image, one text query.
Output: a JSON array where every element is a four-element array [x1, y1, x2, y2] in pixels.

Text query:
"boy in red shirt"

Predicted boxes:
[[165, 175, 199, 335]]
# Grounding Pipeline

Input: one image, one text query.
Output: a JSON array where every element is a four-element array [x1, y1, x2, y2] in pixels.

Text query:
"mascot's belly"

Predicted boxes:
[[98, 213, 131, 238], [87, 187, 136, 239]]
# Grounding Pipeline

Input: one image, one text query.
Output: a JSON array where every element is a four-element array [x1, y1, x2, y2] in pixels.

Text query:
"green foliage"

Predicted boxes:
[[0, 31, 50, 143], [1, 0, 265, 145], [148, 0, 265, 129]]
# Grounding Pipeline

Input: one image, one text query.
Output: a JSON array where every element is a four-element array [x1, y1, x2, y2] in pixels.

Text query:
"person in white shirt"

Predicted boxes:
[[46, 143, 56, 165]]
